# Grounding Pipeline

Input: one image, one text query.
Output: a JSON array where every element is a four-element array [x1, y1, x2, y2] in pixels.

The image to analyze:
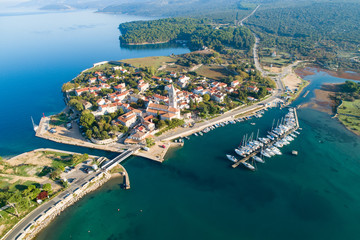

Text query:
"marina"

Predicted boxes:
[[230, 107, 300, 169]]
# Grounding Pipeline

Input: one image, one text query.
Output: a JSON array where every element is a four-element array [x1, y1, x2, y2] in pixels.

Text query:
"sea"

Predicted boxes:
[[1, 9, 360, 240]]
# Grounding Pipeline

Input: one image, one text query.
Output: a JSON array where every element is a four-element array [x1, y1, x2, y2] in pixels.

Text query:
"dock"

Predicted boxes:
[[232, 108, 299, 168]]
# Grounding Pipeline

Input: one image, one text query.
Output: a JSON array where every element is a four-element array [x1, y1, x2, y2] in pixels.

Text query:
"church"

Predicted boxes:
[[145, 84, 181, 120]]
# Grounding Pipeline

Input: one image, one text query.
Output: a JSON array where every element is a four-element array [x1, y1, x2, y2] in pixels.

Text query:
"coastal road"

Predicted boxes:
[[158, 16, 288, 142], [3, 170, 104, 240], [157, 93, 280, 141]]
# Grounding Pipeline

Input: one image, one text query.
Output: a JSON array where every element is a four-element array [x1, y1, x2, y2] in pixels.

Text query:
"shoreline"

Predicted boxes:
[[121, 40, 170, 46], [1, 149, 130, 240], [295, 65, 360, 81]]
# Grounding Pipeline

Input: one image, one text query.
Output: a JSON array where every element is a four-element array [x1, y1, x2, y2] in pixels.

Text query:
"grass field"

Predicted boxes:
[[50, 113, 69, 126], [195, 65, 231, 80], [337, 99, 360, 135], [338, 99, 360, 116], [121, 56, 176, 68]]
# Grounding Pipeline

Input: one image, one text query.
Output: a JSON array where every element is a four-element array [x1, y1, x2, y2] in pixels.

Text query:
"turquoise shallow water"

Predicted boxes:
[[1, 8, 360, 240], [37, 105, 360, 240], [0, 10, 189, 157]]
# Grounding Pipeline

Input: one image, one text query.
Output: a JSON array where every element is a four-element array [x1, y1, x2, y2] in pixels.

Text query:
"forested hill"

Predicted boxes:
[[119, 18, 254, 52], [246, 2, 360, 70]]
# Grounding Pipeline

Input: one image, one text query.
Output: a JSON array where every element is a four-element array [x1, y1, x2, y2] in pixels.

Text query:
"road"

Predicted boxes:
[[3, 169, 105, 240], [158, 9, 288, 142], [239, 5, 260, 26]]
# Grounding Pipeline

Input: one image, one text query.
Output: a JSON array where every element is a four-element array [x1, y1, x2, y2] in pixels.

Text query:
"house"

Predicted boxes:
[[164, 78, 173, 83], [98, 103, 120, 114], [96, 98, 110, 106], [99, 76, 108, 83], [137, 82, 149, 92], [75, 88, 88, 96], [113, 66, 123, 71], [152, 76, 162, 81], [189, 94, 203, 103], [217, 82, 227, 90], [129, 131, 149, 141], [153, 94, 169, 103], [113, 83, 126, 92], [130, 94, 145, 103], [231, 80, 240, 87], [267, 88, 274, 94], [120, 69, 128, 74], [213, 93, 225, 103], [192, 86, 204, 95], [83, 101, 92, 110], [143, 120, 155, 131], [117, 111, 137, 127], [225, 87, 234, 93], [170, 72, 177, 78], [99, 83, 111, 89], [178, 75, 190, 88], [247, 96, 257, 101], [247, 86, 259, 93], [88, 77, 97, 84], [108, 91, 129, 102], [94, 71, 103, 76], [211, 81, 220, 88]]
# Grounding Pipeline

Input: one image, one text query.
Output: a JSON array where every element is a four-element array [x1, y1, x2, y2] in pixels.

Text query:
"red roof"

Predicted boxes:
[[37, 191, 48, 200]]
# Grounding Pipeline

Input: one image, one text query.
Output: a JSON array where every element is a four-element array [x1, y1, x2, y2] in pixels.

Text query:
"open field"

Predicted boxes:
[[195, 65, 231, 80], [337, 99, 360, 135], [121, 56, 176, 69], [338, 115, 360, 135], [338, 99, 360, 117]]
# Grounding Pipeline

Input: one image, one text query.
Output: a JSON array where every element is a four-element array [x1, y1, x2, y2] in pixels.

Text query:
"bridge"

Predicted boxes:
[[101, 149, 135, 171]]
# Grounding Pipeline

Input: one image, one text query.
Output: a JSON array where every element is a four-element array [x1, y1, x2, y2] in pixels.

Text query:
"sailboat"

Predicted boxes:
[[31, 116, 38, 132]]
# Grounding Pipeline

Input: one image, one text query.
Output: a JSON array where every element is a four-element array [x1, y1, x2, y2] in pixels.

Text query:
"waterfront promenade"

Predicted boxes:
[[2, 150, 132, 240]]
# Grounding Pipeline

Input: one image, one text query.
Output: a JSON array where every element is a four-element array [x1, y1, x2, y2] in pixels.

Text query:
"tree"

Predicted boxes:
[[80, 110, 95, 129], [69, 99, 84, 112], [146, 138, 155, 147], [203, 94, 210, 102], [42, 183, 52, 194]]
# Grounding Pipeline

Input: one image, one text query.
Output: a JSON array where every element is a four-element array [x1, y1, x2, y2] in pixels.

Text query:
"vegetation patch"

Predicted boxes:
[[121, 56, 176, 69]]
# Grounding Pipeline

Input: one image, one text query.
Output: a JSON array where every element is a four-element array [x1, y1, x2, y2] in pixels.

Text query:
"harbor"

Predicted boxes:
[[229, 107, 300, 170]]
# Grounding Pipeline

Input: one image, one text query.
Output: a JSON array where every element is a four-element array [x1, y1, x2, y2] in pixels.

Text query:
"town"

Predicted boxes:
[[60, 53, 276, 147]]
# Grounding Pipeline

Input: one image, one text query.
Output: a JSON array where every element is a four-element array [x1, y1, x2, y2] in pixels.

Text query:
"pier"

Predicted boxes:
[[232, 108, 299, 168]]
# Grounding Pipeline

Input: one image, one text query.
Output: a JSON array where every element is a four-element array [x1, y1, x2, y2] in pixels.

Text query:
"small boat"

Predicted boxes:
[[226, 154, 238, 163], [290, 133, 297, 138], [292, 150, 298, 155], [242, 161, 256, 171], [194, 133, 198, 136], [261, 150, 271, 158], [294, 130, 300, 135], [198, 132, 203, 136], [253, 156, 265, 163], [235, 149, 246, 158], [250, 123, 256, 125]]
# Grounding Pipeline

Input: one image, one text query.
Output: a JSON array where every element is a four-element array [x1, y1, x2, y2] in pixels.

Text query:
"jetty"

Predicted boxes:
[[232, 107, 299, 168]]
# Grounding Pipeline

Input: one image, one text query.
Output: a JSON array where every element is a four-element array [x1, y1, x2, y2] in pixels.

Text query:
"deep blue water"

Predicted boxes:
[[1, 9, 360, 240], [0, 10, 189, 157]]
